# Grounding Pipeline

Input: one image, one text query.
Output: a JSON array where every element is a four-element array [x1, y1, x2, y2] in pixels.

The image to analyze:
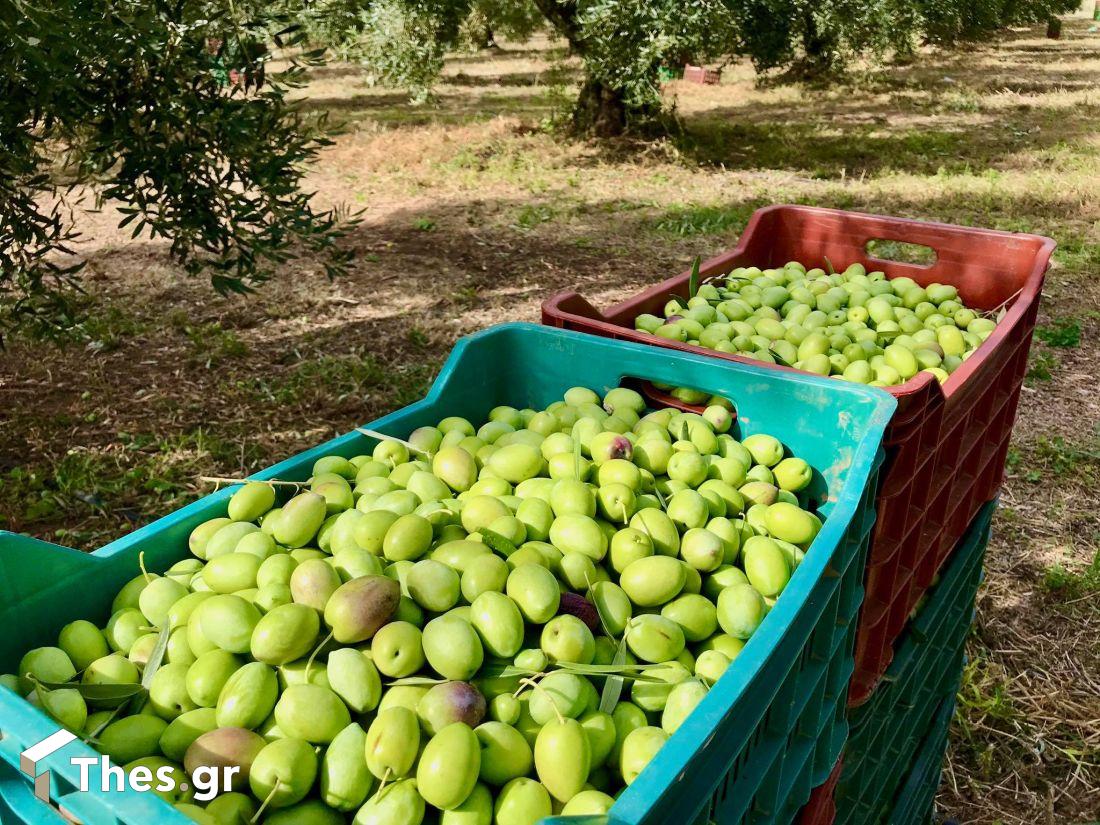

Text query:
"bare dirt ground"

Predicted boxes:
[[2, 21, 1098, 825]]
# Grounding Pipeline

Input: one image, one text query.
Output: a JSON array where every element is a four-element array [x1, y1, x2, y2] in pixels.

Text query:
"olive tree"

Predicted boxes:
[[0, 0, 352, 335]]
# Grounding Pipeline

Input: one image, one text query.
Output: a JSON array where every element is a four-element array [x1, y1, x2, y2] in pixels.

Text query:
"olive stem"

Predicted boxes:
[[304, 630, 334, 682], [512, 672, 544, 698], [251, 779, 282, 823], [355, 429, 430, 458], [200, 476, 303, 489], [375, 767, 392, 797], [138, 551, 152, 584], [518, 676, 564, 725], [653, 487, 668, 511]]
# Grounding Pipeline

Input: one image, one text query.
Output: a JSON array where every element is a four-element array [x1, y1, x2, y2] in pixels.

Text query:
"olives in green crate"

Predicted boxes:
[[19, 647, 76, 694], [423, 614, 485, 680], [620, 726, 668, 785], [273, 492, 327, 548], [742, 536, 792, 598], [417, 722, 482, 810], [371, 621, 426, 678], [717, 583, 769, 639], [228, 482, 276, 523], [418, 681, 486, 734], [216, 662, 278, 729], [535, 718, 590, 802], [619, 556, 685, 606], [184, 727, 265, 791], [249, 737, 318, 809], [320, 722, 372, 811], [250, 603, 319, 665], [273, 684, 351, 743], [324, 574, 400, 644], [476, 721, 533, 786], [470, 591, 525, 658], [98, 714, 168, 765], [353, 778, 424, 825], [366, 706, 420, 779], [6, 383, 835, 819], [327, 648, 382, 714], [505, 564, 560, 624], [160, 708, 218, 762], [625, 614, 685, 663]]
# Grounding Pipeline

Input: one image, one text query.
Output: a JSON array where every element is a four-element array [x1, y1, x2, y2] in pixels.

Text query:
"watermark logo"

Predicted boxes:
[[20, 729, 77, 802], [19, 730, 237, 803]]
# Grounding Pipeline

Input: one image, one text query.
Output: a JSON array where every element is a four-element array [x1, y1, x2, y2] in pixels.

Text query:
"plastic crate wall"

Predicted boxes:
[[541, 205, 1052, 704], [0, 324, 894, 825]]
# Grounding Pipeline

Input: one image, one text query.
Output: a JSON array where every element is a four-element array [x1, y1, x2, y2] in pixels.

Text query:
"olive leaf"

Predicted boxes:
[[84, 702, 126, 743], [573, 426, 584, 483], [586, 575, 632, 713], [479, 662, 541, 680], [688, 255, 701, 300], [132, 626, 171, 712], [29, 676, 146, 707], [598, 638, 630, 714], [769, 347, 793, 368], [823, 256, 836, 275], [356, 428, 429, 457], [385, 676, 451, 687], [653, 486, 668, 511], [480, 529, 518, 559], [141, 628, 171, 688], [555, 662, 658, 674]]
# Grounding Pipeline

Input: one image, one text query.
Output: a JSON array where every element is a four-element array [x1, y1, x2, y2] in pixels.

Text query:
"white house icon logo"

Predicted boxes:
[[20, 729, 77, 802]]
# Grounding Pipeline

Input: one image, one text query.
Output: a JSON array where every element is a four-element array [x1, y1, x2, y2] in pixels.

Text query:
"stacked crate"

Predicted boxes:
[[542, 205, 1053, 822]]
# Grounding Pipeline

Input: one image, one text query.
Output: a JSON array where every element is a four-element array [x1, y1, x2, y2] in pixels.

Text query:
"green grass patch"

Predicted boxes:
[[180, 322, 249, 366], [865, 239, 937, 266], [238, 351, 437, 410], [1033, 435, 1100, 481], [0, 430, 254, 541], [513, 203, 557, 229], [1035, 318, 1081, 348], [652, 204, 752, 237], [1026, 350, 1057, 382], [954, 655, 1028, 780], [1044, 548, 1100, 599]]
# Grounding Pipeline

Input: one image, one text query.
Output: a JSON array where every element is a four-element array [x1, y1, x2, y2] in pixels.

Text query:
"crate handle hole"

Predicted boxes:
[[627, 379, 738, 421], [864, 239, 937, 267]]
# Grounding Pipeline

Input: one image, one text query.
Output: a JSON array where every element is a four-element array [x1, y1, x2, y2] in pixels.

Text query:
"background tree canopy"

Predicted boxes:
[[0, 0, 1078, 334], [0, 0, 352, 337]]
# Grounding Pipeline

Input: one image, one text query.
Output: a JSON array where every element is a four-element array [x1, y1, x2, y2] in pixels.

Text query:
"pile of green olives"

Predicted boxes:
[[5, 385, 825, 825]]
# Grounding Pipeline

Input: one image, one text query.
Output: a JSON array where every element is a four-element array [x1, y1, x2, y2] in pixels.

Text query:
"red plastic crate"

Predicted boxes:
[[542, 204, 1054, 705], [683, 64, 721, 84], [798, 758, 841, 825]]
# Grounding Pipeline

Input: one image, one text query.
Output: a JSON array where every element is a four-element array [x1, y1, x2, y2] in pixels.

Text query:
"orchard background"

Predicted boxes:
[[1, 4, 1099, 823]]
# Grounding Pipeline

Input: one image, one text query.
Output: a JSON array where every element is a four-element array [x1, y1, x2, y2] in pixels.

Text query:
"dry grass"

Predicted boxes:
[[2, 19, 1100, 824]]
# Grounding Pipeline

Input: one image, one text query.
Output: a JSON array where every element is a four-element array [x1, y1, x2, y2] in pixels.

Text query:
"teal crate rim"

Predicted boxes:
[[0, 323, 896, 825]]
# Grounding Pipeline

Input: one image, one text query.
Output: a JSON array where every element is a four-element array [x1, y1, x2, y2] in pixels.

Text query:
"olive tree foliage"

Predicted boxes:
[[566, 0, 741, 134], [461, 0, 545, 49], [725, 0, 921, 78], [0, 0, 353, 336], [916, 0, 1079, 44], [311, 0, 1080, 135]]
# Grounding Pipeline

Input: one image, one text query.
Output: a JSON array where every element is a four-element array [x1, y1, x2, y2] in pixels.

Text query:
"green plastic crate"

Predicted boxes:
[[0, 323, 893, 825], [834, 499, 995, 824], [888, 691, 958, 825]]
